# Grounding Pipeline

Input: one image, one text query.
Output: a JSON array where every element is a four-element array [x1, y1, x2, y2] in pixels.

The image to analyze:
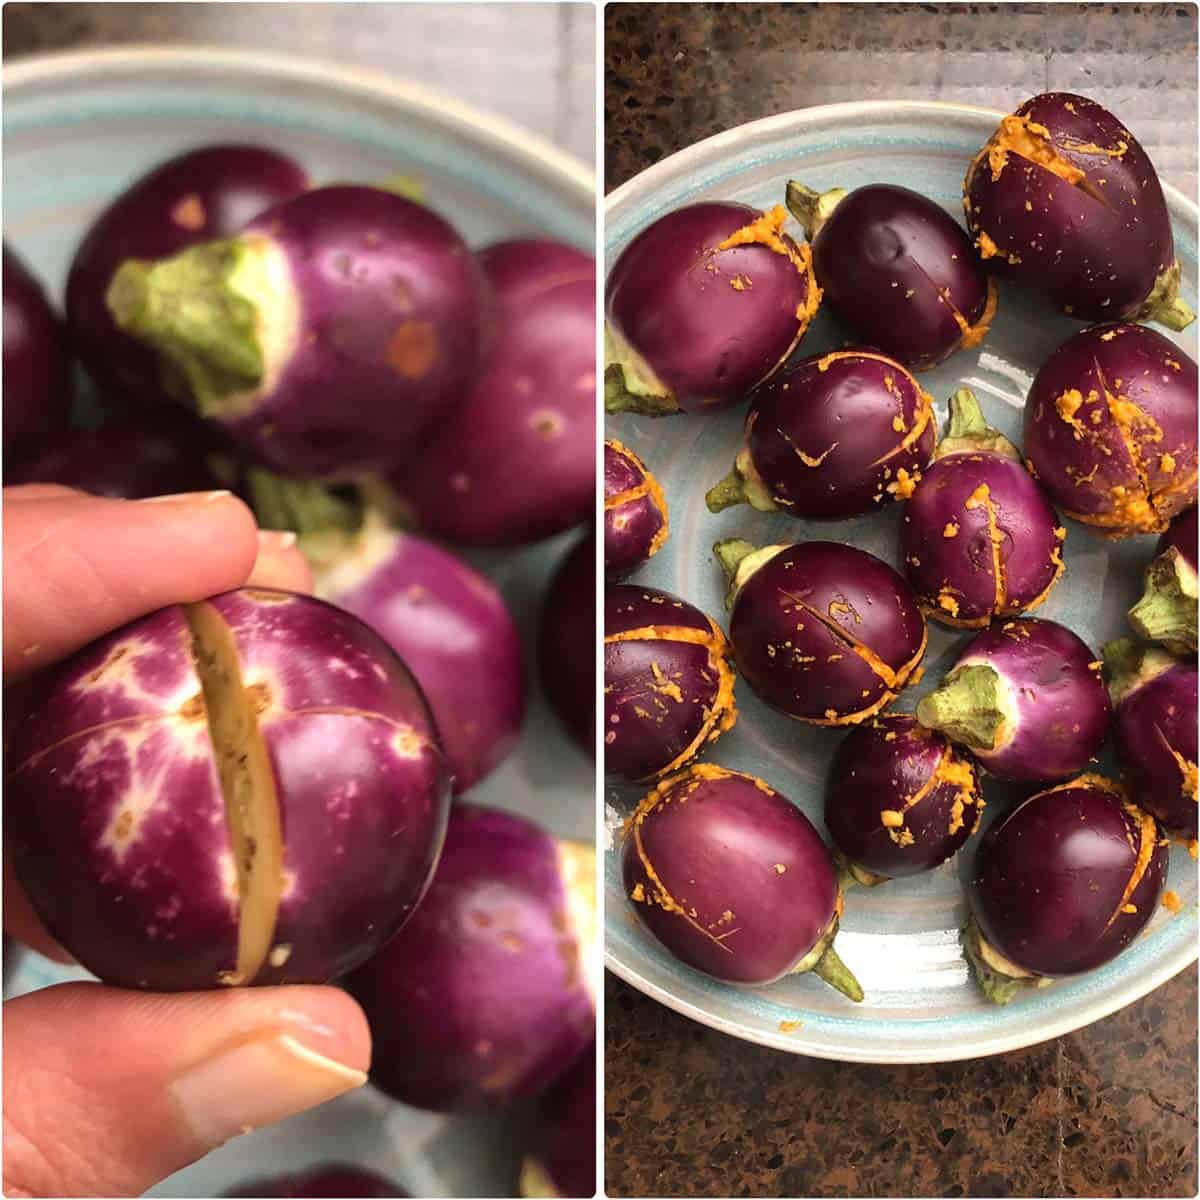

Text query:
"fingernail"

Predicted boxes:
[[257, 529, 298, 551], [169, 1031, 365, 1147], [139, 490, 233, 504]]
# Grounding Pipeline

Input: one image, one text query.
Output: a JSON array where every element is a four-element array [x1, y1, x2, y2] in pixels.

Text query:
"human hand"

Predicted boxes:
[[3, 486, 371, 1198]]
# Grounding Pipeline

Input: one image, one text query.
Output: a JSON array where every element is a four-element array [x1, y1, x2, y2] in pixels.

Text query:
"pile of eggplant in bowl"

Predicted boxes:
[[4, 49, 595, 1197], [603, 94, 1198, 1063]]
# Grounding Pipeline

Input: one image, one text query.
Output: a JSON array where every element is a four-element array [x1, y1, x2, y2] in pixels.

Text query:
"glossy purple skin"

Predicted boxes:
[[810, 184, 992, 368], [739, 350, 935, 519], [622, 766, 839, 984], [523, 1044, 595, 1199], [964, 93, 1176, 322], [66, 145, 310, 409], [605, 440, 667, 577], [345, 804, 594, 1113], [606, 202, 817, 413], [605, 585, 734, 782], [387, 239, 594, 545], [541, 534, 596, 756], [902, 450, 1063, 626], [1023, 324, 1198, 534], [5, 588, 450, 991], [1112, 656, 1198, 835], [1158, 505, 1198, 573], [225, 1166, 406, 1197], [318, 529, 525, 794], [3, 245, 73, 441], [206, 186, 487, 477], [971, 778, 1167, 977], [936, 618, 1111, 782], [824, 715, 983, 878], [6, 414, 226, 499], [729, 543, 926, 724]]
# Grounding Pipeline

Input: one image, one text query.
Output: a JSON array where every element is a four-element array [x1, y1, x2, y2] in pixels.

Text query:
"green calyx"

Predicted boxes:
[[834, 850, 889, 890], [713, 538, 787, 610], [246, 468, 364, 572], [936, 388, 1021, 462], [791, 913, 864, 1002], [705, 450, 778, 515], [961, 917, 1022, 1005], [1102, 636, 1177, 706], [106, 237, 271, 413], [784, 180, 847, 241], [916, 663, 1008, 753], [604, 323, 678, 416], [1137, 261, 1196, 333], [1127, 549, 1199, 658]]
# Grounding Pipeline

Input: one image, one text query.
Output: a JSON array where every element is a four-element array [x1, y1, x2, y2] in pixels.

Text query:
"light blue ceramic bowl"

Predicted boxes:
[[4, 46, 595, 1198], [604, 100, 1198, 1064]]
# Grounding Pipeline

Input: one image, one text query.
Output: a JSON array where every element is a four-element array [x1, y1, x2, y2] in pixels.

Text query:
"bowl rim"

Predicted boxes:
[[4, 43, 595, 202], [603, 96, 1198, 1062]]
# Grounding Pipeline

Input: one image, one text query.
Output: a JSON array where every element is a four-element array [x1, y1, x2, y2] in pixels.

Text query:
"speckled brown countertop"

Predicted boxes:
[[604, 4, 1198, 1196]]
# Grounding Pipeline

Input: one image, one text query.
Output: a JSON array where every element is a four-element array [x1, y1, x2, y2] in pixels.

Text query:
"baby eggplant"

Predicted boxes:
[[107, 186, 488, 478], [345, 804, 595, 1113], [3, 245, 74, 445], [604, 584, 736, 782], [622, 763, 862, 999], [67, 144, 311, 409], [716, 539, 926, 726], [824, 714, 983, 884], [963, 92, 1194, 330], [1023, 323, 1197, 537], [1105, 638, 1197, 836], [786, 180, 996, 368], [965, 774, 1167, 1003], [901, 388, 1065, 627], [541, 535, 596, 757], [604, 439, 668, 578], [605, 203, 821, 416], [707, 349, 935, 520], [1129, 506, 1198, 656], [917, 616, 1111, 783], [384, 239, 595, 546]]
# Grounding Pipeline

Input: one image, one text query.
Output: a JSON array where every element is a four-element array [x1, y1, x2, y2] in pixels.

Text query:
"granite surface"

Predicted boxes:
[[604, 4, 1198, 1196], [606, 967, 1198, 1197], [605, 2, 1198, 194], [3, 2, 596, 165]]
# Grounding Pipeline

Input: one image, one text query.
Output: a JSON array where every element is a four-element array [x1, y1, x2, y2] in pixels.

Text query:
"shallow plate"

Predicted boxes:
[[604, 100, 1198, 1064], [4, 46, 594, 1197]]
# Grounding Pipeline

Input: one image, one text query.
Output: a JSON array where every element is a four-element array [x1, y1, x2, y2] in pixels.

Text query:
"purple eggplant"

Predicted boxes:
[[66, 145, 311, 410], [1129, 506, 1198, 656], [963, 93, 1194, 330], [5, 588, 450, 991], [917, 616, 1110, 783], [1105, 638, 1197, 835], [345, 804, 595, 1113], [3, 245, 73, 443], [5, 411, 230, 499], [824, 714, 983, 883], [225, 1166, 406, 1197], [715, 539, 926, 726], [605, 439, 668, 577], [541, 534, 596, 756], [605, 203, 821, 416], [380, 239, 594, 545], [622, 763, 862, 999], [310, 513, 525, 794], [520, 1046, 595, 1199], [901, 388, 1066, 627], [1023, 323, 1197, 538], [965, 774, 1167, 1003], [106, 186, 488, 478], [785, 181, 997, 368], [707, 350, 935, 520], [604, 584, 737, 782]]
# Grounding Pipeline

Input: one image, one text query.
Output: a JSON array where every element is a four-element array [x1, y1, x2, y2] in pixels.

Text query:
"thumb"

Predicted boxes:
[[3, 982, 370, 1198]]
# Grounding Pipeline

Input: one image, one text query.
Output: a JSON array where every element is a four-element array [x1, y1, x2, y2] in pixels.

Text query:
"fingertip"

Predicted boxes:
[[248, 531, 315, 594]]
